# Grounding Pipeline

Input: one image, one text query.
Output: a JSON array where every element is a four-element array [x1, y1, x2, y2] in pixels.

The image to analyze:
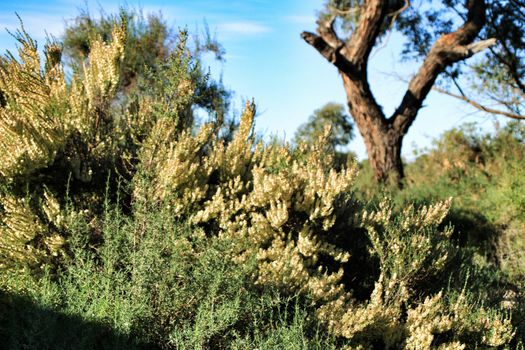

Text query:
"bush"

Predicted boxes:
[[132, 101, 515, 347], [0, 20, 126, 269], [0, 16, 519, 349], [401, 122, 525, 281], [1, 202, 341, 349], [354, 122, 525, 344]]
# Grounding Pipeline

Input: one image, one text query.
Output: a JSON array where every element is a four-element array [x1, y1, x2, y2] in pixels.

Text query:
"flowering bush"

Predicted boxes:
[[0, 20, 517, 348], [134, 101, 515, 347]]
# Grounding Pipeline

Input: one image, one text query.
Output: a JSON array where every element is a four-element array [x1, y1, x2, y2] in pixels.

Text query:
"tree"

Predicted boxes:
[[302, 0, 497, 185], [294, 102, 354, 149], [63, 7, 231, 126], [294, 102, 354, 168]]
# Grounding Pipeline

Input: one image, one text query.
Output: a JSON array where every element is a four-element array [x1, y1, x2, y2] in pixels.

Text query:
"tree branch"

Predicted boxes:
[[316, 16, 345, 51], [301, 31, 336, 63], [391, 0, 494, 133], [433, 85, 525, 120], [342, 0, 388, 67], [302, 0, 391, 130], [461, 38, 497, 56], [300, 31, 353, 72]]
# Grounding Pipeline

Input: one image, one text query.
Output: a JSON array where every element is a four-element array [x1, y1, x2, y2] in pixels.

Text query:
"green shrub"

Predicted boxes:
[[130, 101, 515, 347], [353, 122, 525, 344], [0, 202, 341, 349], [0, 16, 519, 349], [401, 123, 525, 281]]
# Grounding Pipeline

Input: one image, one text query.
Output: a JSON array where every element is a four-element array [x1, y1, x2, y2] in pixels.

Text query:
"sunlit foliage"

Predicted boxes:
[[0, 14, 519, 349]]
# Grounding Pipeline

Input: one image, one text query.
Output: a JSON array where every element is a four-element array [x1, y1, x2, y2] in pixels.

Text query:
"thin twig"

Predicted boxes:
[[382, 70, 525, 120], [433, 85, 525, 120]]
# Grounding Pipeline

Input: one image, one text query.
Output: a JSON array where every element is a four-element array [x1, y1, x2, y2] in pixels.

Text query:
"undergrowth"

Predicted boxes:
[[0, 202, 340, 349], [0, 14, 522, 349]]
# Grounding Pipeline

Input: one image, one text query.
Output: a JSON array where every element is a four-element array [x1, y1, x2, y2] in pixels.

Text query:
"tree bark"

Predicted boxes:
[[340, 70, 405, 186], [302, 0, 495, 186], [354, 118, 404, 185]]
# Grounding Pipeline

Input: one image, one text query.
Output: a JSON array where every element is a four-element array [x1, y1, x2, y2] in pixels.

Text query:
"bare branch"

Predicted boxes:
[[463, 38, 497, 56], [433, 85, 525, 120], [391, 0, 491, 133], [316, 16, 345, 50], [439, 38, 497, 62], [300, 31, 353, 72], [301, 32, 336, 62]]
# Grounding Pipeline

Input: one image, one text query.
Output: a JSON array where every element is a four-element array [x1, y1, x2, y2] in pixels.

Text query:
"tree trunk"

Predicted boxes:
[[301, 0, 493, 188], [361, 124, 404, 185], [341, 74, 404, 185]]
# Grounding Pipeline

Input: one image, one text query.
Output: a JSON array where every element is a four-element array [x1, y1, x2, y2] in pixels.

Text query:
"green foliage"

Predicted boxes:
[[0, 202, 341, 349], [355, 121, 525, 344], [393, 0, 524, 117], [0, 10, 521, 349], [466, 0, 524, 116], [294, 102, 353, 149], [294, 102, 354, 169], [63, 6, 231, 123], [63, 7, 171, 92], [408, 122, 525, 288]]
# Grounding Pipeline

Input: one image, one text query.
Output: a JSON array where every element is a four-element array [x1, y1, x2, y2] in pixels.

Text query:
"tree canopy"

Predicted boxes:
[[294, 102, 354, 149]]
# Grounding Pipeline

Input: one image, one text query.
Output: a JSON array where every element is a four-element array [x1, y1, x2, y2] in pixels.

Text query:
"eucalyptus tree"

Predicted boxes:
[[302, 0, 498, 185]]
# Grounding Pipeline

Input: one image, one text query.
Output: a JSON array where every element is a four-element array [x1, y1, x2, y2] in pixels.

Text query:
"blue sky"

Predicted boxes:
[[0, 0, 499, 160]]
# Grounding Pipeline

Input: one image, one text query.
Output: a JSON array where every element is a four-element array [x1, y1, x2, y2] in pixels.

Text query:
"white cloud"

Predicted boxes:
[[217, 21, 271, 36]]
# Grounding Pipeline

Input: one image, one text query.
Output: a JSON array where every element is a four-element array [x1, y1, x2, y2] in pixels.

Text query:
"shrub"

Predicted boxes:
[[354, 122, 525, 344], [133, 100, 515, 347], [0, 16, 518, 349], [402, 123, 525, 281], [0, 201, 341, 349], [0, 20, 126, 269]]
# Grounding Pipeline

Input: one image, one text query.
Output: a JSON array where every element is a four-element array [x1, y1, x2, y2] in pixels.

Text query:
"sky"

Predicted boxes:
[[0, 0, 501, 160]]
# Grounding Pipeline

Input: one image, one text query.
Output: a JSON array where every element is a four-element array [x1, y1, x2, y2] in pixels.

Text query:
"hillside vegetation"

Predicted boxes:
[[0, 20, 523, 349]]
